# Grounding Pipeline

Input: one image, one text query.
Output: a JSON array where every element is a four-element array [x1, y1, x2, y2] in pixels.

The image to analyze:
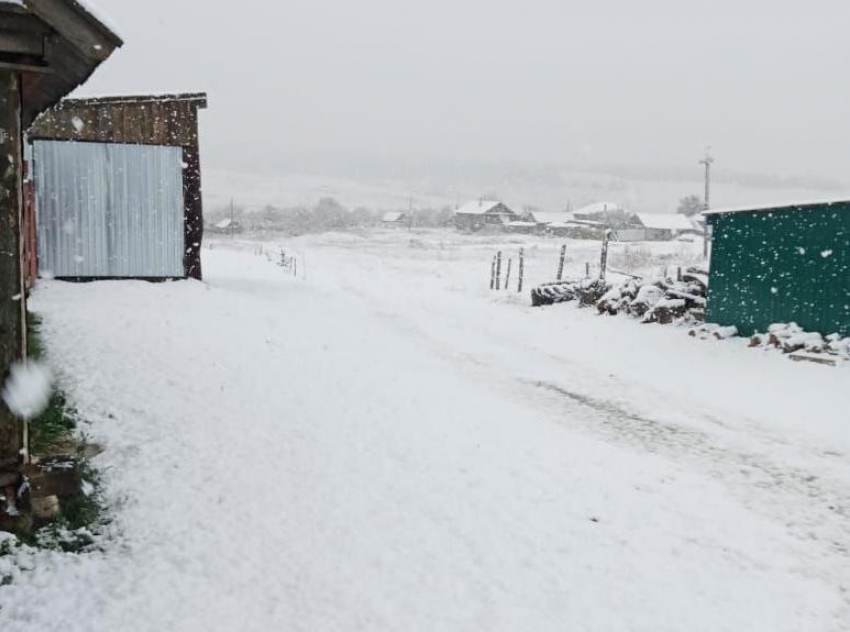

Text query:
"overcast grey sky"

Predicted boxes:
[[78, 0, 850, 181]]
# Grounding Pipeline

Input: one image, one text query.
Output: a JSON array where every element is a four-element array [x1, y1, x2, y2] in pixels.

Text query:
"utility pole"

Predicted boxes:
[[699, 147, 714, 259]]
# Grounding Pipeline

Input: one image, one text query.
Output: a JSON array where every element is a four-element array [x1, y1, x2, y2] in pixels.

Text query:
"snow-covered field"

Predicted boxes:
[[2, 229, 849, 631]]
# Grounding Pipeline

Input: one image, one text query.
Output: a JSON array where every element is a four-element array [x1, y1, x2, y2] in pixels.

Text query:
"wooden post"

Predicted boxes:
[[556, 244, 567, 281], [490, 256, 496, 290], [599, 230, 611, 280], [182, 108, 204, 280], [0, 70, 25, 494], [505, 258, 513, 291], [518, 248, 525, 293], [495, 251, 502, 290], [585, 262, 590, 278]]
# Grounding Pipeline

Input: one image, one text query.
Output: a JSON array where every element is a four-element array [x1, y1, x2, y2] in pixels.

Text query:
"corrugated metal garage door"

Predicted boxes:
[[33, 140, 185, 278]]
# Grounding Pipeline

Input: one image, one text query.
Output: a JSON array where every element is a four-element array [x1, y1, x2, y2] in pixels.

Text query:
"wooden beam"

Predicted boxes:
[[0, 69, 25, 487], [183, 143, 204, 280], [0, 61, 52, 74], [0, 29, 45, 56]]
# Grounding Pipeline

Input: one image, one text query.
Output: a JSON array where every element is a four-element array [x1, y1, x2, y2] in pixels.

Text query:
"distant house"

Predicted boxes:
[[455, 200, 518, 231], [382, 211, 408, 226], [573, 202, 627, 222], [502, 221, 538, 234], [211, 218, 242, 234], [633, 213, 698, 241]]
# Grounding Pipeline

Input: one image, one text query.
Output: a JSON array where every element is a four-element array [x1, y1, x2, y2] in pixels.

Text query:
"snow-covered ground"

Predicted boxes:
[[2, 229, 849, 631]]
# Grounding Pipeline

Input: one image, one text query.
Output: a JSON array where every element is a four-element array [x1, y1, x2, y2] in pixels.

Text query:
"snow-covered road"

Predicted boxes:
[[2, 232, 849, 631]]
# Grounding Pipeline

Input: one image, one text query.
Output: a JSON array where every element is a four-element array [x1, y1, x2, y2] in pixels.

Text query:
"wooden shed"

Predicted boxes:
[[29, 93, 208, 280], [705, 200, 850, 336]]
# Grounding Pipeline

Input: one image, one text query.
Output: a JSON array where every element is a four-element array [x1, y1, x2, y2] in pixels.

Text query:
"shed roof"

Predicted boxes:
[[30, 92, 209, 147], [382, 212, 406, 222], [456, 200, 505, 215], [635, 213, 695, 231], [704, 198, 850, 216], [59, 93, 208, 108], [0, 0, 122, 125]]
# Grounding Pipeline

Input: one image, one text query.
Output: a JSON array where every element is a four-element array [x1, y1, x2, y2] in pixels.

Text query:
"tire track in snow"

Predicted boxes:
[[527, 379, 850, 602], [333, 269, 850, 606]]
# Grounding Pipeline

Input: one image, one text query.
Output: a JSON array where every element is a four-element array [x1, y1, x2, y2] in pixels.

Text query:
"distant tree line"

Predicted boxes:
[[207, 197, 455, 235]]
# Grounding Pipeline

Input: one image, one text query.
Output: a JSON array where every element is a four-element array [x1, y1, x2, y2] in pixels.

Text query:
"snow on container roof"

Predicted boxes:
[[635, 213, 695, 231], [703, 198, 850, 216], [382, 212, 405, 222], [455, 200, 503, 215]]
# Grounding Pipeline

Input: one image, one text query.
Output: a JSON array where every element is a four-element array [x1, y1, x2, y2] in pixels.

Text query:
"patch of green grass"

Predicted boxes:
[[59, 460, 103, 532], [27, 313, 78, 456], [29, 391, 77, 456]]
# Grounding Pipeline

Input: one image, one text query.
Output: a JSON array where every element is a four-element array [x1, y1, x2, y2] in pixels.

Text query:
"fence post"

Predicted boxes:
[[585, 262, 590, 278], [518, 248, 525, 294], [557, 244, 567, 281], [599, 230, 611, 280], [496, 251, 503, 290], [505, 258, 513, 291], [490, 256, 496, 290]]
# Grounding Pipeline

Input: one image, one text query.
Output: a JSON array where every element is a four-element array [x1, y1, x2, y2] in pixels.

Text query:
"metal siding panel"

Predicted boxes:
[[706, 206, 850, 336], [34, 140, 185, 278], [35, 140, 110, 277]]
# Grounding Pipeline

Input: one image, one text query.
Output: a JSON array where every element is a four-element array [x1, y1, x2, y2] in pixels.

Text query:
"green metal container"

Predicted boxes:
[[705, 201, 850, 336]]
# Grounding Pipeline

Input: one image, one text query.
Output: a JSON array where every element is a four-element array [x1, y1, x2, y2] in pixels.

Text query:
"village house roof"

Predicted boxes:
[[455, 200, 506, 215], [529, 211, 575, 225], [573, 201, 626, 216], [635, 213, 695, 231]]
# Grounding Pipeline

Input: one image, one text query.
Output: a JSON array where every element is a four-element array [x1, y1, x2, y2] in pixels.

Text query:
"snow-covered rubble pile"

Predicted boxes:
[[750, 323, 850, 361], [595, 267, 708, 324], [532, 267, 709, 324], [689, 323, 739, 340], [690, 322, 849, 365]]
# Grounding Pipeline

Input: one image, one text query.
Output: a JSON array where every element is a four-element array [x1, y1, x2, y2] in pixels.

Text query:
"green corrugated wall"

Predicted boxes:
[[706, 203, 850, 336]]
